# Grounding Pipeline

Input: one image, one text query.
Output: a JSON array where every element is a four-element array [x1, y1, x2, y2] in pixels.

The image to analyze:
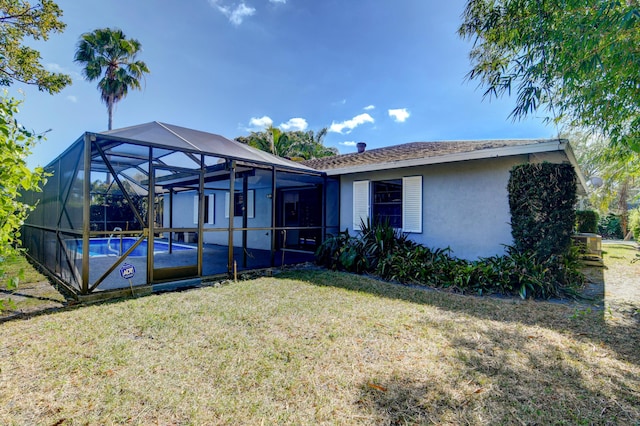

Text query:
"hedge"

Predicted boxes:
[[576, 210, 599, 233], [508, 162, 577, 260]]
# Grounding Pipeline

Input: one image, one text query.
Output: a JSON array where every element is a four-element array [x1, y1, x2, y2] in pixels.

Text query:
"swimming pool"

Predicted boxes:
[[76, 238, 196, 258]]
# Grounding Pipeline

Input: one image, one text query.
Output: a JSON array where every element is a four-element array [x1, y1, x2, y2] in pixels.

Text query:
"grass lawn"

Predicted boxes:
[[1, 249, 639, 424]]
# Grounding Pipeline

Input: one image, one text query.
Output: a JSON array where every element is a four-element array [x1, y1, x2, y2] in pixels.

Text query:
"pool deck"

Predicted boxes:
[[81, 242, 315, 292]]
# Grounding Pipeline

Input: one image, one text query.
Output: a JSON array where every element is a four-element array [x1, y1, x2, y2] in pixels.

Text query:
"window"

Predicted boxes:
[[372, 179, 402, 228], [224, 190, 255, 218], [193, 194, 215, 225], [352, 176, 422, 233]]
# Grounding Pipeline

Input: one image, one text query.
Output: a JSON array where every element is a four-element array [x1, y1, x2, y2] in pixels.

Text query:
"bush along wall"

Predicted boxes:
[[506, 162, 583, 297], [316, 218, 585, 300], [576, 210, 599, 233], [508, 162, 577, 261]]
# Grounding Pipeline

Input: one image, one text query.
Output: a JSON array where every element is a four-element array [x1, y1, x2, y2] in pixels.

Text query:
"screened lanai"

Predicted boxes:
[[22, 122, 339, 299]]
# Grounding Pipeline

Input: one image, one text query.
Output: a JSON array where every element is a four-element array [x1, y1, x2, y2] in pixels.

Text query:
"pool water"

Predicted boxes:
[[77, 238, 195, 257]]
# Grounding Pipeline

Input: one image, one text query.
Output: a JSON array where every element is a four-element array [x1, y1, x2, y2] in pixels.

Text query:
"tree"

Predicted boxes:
[[571, 131, 640, 236], [459, 0, 640, 152], [0, 0, 71, 93], [74, 28, 150, 130], [290, 127, 338, 159], [236, 126, 337, 160], [244, 126, 289, 156], [0, 93, 49, 311], [0, 0, 71, 311]]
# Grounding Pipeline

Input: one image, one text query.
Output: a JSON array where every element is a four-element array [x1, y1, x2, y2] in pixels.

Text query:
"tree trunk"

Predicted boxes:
[[106, 97, 114, 184], [107, 97, 114, 130]]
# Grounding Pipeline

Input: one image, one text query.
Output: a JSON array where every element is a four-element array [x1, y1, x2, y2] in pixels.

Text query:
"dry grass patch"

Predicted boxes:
[[1, 255, 65, 317], [1, 267, 639, 425]]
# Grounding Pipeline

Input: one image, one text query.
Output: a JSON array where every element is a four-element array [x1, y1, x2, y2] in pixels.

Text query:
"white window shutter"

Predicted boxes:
[[224, 192, 230, 218], [193, 195, 199, 224], [353, 180, 370, 231], [208, 194, 215, 224], [402, 176, 422, 233]]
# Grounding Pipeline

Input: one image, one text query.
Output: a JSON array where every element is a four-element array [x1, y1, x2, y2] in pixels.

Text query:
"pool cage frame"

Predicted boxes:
[[22, 122, 338, 300]]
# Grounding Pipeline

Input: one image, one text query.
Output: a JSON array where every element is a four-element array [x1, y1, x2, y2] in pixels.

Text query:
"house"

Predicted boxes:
[[21, 120, 586, 299], [303, 139, 587, 260]]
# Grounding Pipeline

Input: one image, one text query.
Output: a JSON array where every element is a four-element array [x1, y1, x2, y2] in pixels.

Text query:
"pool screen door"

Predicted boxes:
[[150, 165, 201, 282]]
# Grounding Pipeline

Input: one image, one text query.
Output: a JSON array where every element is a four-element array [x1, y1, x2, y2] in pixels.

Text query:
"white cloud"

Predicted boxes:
[[66, 95, 78, 103], [45, 63, 66, 73], [364, 105, 375, 111], [328, 113, 374, 134], [228, 3, 256, 25], [279, 117, 308, 131], [388, 108, 410, 123], [247, 115, 273, 131], [209, 1, 256, 25], [46, 62, 82, 80], [339, 141, 357, 147], [269, 0, 286, 3]]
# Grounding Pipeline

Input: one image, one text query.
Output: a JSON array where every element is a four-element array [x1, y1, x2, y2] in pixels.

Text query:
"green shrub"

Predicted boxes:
[[629, 209, 640, 241], [315, 229, 369, 273], [376, 244, 458, 287], [576, 210, 599, 233], [508, 162, 577, 261], [598, 214, 624, 239], [315, 221, 585, 300]]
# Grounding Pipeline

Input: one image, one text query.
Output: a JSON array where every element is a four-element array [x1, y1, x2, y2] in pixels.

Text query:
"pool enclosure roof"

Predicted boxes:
[[68, 121, 320, 175]]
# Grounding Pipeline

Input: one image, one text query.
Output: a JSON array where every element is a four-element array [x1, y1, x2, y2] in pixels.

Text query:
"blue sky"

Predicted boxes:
[[16, 0, 559, 168]]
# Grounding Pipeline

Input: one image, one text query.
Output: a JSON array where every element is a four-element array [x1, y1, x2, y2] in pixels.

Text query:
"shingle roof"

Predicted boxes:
[[303, 139, 565, 171]]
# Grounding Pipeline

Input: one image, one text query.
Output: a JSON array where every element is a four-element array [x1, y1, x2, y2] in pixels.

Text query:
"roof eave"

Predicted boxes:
[[561, 141, 589, 196]]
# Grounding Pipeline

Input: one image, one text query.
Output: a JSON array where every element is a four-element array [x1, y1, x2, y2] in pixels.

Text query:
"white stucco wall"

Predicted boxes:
[[163, 186, 273, 250], [338, 155, 530, 260]]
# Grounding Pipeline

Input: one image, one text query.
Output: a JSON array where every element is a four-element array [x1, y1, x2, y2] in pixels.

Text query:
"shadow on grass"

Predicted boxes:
[[356, 323, 640, 424], [0, 281, 153, 324], [280, 268, 640, 367]]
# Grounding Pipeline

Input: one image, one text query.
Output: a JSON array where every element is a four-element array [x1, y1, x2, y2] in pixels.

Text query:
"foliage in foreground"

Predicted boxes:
[[0, 0, 72, 93], [459, 0, 639, 152], [0, 94, 48, 312], [316, 220, 585, 299]]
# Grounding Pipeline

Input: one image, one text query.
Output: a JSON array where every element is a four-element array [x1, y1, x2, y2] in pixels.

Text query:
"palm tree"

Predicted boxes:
[[245, 126, 299, 158], [237, 127, 337, 161], [295, 127, 338, 159], [74, 28, 150, 130]]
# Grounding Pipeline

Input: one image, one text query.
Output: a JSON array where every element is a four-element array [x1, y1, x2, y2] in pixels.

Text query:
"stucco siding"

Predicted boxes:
[[163, 187, 273, 250], [338, 156, 528, 260]]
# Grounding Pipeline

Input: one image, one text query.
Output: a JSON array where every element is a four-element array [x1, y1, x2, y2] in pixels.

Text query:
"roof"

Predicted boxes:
[[303, 138, 588, 195], [96, 121, 318, 173], [303, 139, 567, 172]]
